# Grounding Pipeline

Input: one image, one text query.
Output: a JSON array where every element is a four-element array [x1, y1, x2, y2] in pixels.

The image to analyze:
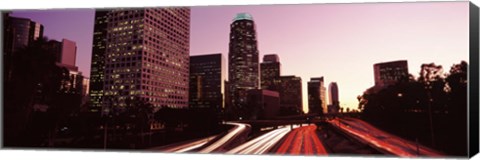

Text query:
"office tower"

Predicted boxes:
[[189, 53, 226, 110], [59, 39, 77, 66], [247, 89, 280, 120], [373, 60, 409, 87], [276, 76, 303, 115], [260, 54, 281, 90], [328, 82, 340, 113], [2, 14, 44, 55], [227, 13, 260, 117], [88, 10, 109, 111], [97, 8, 190, 110], [308, 77, 327, 114], [45, 38, 78, 69]]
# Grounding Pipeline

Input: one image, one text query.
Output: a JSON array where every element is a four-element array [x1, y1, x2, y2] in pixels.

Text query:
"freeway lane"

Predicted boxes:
[[226, 126, 291, 154], [198, 122, 250, 153], [158, 135, 218, 153], [328, 118, 443, 157], [273, 125, 328, 155], [153, 122, 250, 153]]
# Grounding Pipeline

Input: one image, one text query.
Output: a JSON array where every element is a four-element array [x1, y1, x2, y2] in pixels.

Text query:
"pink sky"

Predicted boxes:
[[12, 2, 470, 113], [190, 2, 470, 112]]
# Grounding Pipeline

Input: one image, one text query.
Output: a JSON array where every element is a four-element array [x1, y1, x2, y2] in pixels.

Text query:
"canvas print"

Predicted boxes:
[[2, 1, 476, 158]]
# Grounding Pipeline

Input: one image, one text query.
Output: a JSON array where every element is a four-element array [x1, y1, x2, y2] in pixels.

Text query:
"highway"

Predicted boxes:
[[198, 122, 250, 153], [155, 122, 250, 153], [226, 126, 292, 154], [328, 117, 443, 157], [158, 135, 218, 153], [273, 124, 328, 155]]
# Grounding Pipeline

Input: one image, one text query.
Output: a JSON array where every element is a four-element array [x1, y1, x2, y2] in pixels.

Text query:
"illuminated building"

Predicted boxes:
[[98, 8, 190, 111], [308, 77, 327, 114], [189, 53, 226, 110], [227, 13, 260, 118], [275, 75, 303, 114], [89, 10, 108, 111], [3, 13, 44, 55], [260, 54, 280, 90]]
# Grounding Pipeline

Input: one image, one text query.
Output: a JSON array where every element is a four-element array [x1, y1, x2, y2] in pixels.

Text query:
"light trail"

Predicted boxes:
[[198, 122, 250, 153], [227, 127, 291, 154], [160, 135, 217, 153], [328, 118, 443, 157]]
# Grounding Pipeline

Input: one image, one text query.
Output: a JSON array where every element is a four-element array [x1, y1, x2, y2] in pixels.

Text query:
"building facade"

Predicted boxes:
[[260, 54, 281, 91], [59, 39, 77, 66], [89, 10, 109, 112], [90, 8, 190, 112], [189, 53, 226, 110], [227, 13, 260, 118], [247, 89, 280, 120], [276, 76, 303, 115], [308, 77, 327, 114], [2, 14, 44, 55], [328, 82, 340, 114]]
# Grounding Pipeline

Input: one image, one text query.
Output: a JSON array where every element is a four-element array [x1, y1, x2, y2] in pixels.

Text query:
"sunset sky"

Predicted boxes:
[[11, 1, 470, 112]]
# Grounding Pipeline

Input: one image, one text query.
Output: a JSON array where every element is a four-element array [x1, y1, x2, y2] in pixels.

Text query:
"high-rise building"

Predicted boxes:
[[374, 60, 409, 88], [189, 53, 226, 110], [227, 13, 260, 118], [96, 8, 190, 111], [3, 14, 44, 55], [328, 82, 340, 113], [308, 77, 327, 114], [59, 39, 77, 66], [45, 38, 78, 69], [88, 10, 109, 111], [260, 54, 281, 90], [275, 76, 303, 114], [247, 89, 280, 120]]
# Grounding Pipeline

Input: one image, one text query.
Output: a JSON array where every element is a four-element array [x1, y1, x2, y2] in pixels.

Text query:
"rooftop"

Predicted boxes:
[[233, 13, 253, 21]]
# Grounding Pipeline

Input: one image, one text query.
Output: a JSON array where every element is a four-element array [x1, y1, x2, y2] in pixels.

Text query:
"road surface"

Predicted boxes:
[[198, 122, 250, 153], [272, 124, 328, 155], [153, 122, 250, 153], [226, 126, 292, 154], [328, 117, 443, 157]]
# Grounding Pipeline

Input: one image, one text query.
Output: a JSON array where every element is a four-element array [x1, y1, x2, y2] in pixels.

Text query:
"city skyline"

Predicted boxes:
[[10, 1, 469, 112]]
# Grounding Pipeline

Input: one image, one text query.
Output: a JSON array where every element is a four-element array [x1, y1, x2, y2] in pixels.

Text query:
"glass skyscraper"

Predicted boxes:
[[227, 13, 260, 119], [89, 8, 190, 113]]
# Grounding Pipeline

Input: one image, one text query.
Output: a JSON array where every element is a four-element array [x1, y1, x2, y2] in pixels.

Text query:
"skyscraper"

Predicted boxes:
[[89, 10, 109, 112], [260, 54, 281, 90], [308, 77, 327, 114], [3, 13, 43, 54], [247, 89, 280, 120], [3, 14, 44, 55], [189, 53, 226, 110], [45, 38, 78, 69], [59, 39, 77, 67], [227, 13, 260, 118], [92, 8, 190, 112], [276, 76, 303, 115], [328, 82, 340, 113]]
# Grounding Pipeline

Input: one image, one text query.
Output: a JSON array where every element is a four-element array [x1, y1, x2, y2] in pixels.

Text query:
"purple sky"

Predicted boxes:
[[11, 1, 469, 112]]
